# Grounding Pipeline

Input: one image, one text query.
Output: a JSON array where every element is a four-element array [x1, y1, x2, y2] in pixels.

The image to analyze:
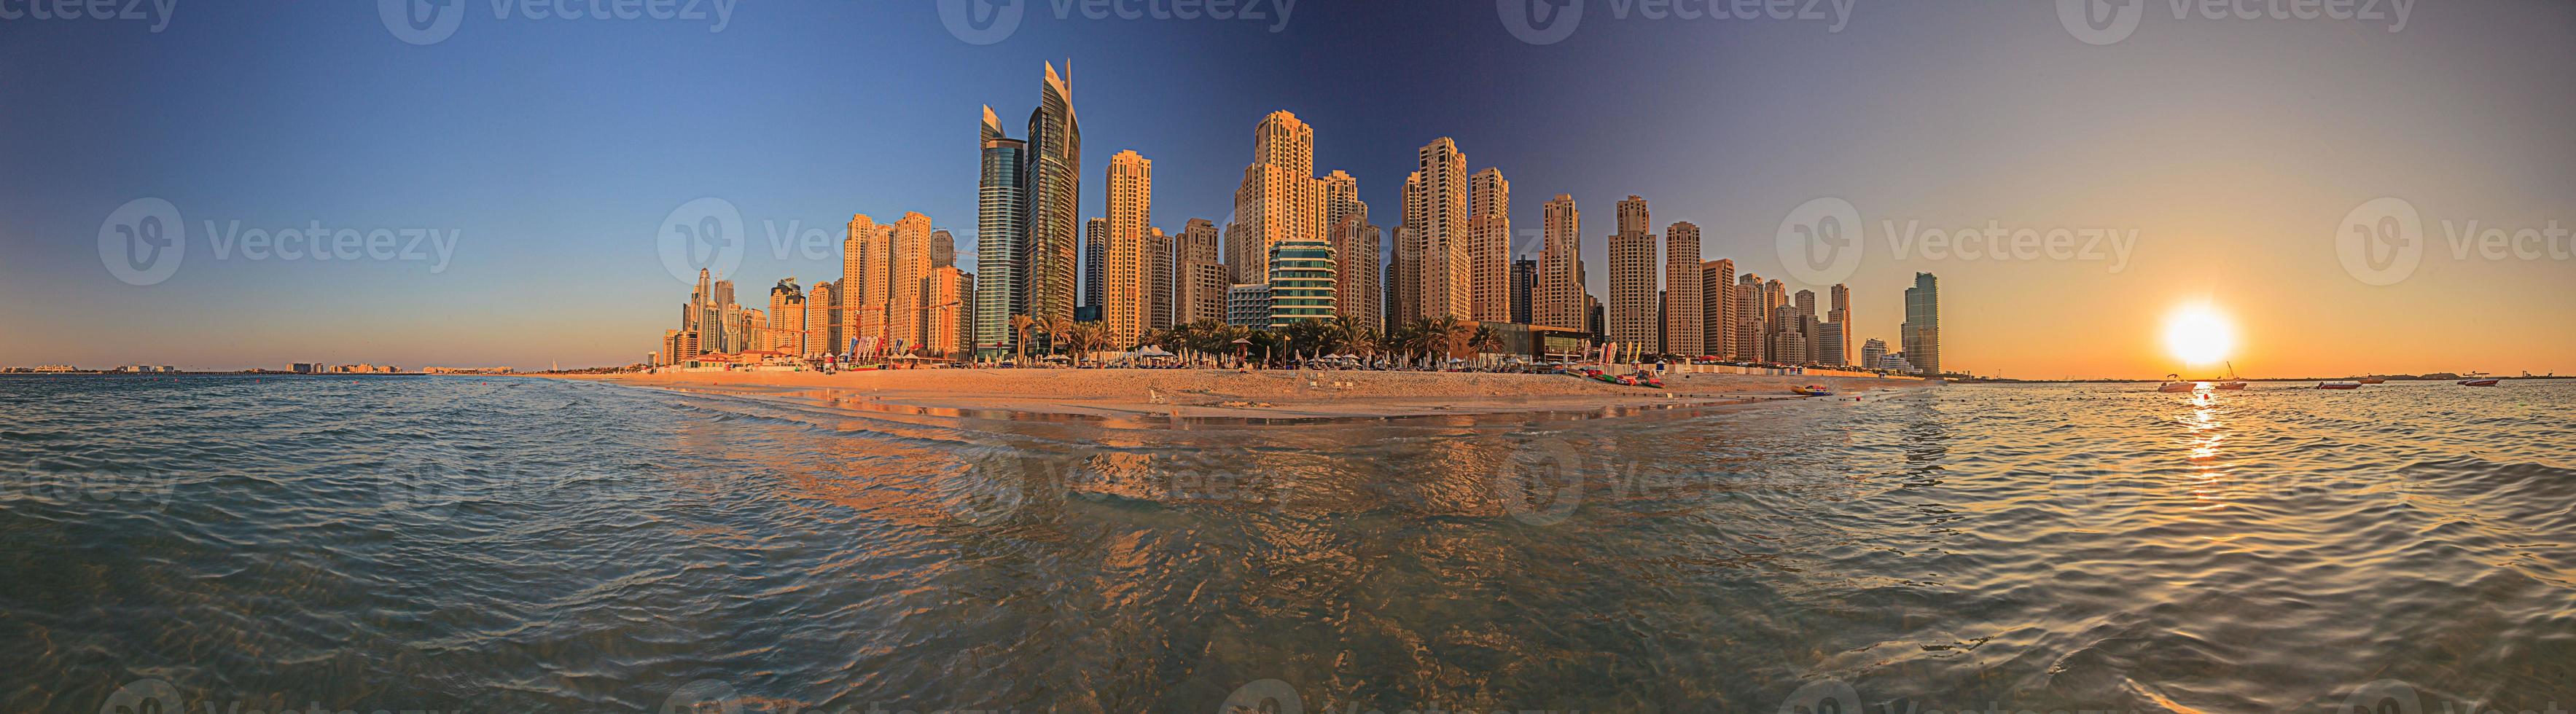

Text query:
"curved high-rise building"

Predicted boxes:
[[1023, 62, 1082, 342], [974, 105, 1027, 356]]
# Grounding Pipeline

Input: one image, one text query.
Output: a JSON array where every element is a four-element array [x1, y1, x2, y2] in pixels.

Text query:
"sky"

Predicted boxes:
[[1, 1, 2570, 378]]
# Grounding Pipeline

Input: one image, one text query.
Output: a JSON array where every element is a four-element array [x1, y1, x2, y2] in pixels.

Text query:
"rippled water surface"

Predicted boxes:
[[4, 374, 2572, 713]]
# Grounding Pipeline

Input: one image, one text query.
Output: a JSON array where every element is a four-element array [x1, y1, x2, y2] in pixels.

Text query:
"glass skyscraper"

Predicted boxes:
[[1902, 272, 1940, 375], [974, 106, 1027, 357]]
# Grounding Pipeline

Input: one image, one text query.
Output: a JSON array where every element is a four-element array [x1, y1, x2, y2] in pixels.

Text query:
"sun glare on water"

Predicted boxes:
[[2163, 304, 2236, 366]]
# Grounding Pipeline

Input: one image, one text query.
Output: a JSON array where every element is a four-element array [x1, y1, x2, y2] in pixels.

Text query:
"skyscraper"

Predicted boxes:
[[975, 105, 1029, 357], [1393, 173, 1422, 323], [1468, 167, 1512, 322], [1413, 138, 1470, 321], [1083, 217, 1106, 312], [1702, 259, 1734, 358], [1024, 62, 1082, 341], [844, 213, 879, 350], [1736, 273, 1764, 361], [1145, 225, 1174, 332], [1827, 283, 1851, 366], [1232, 111, 1321, 283], [1178, 219, 1227, 325], [1861, 338, 1888, 372], [1902, 272, 1940, 375], [768, 278, 805, 356], [1537, 195, 1583, 330], [1510, 256, 1536, 325], [1663, 221, 1703, 356], [1322, 170, 1375, 331], [811, 280, 840, 355], [1330, 213, 1380, 332], [924, 265, 975, 356], [1104, 150, 1151, 343], [931, 230, 955, 270], [889, 212, 932, 350], [1607, 195, 1658, 353]]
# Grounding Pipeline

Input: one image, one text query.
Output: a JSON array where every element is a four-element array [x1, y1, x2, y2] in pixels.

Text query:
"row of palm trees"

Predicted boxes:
[[994, 315, 1508, 367]]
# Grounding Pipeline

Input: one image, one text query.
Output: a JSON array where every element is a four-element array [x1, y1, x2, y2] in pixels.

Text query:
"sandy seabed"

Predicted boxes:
[[552, 367, 1932, 420]]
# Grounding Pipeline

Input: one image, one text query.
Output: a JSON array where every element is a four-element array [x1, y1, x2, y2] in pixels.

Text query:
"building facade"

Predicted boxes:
[[1103, 150, 1151, 343], [1701, 259, 1733, 358], [1467, 168, 1512, 323], [1607, 195, 1658, 353], [1902, 272, 1940, 374], [1537, 195, 1583, 330], [1663, 221, 1703, 356], [975, 106, 1028, 356], [1268, 238, 1334, 327]]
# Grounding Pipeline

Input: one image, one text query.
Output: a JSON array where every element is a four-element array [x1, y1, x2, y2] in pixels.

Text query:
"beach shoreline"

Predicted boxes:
[[547, 368, 1933, 420]]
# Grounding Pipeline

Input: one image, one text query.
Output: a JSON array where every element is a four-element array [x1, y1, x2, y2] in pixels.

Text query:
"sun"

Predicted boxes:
[[2163, 304, 2236, 366]]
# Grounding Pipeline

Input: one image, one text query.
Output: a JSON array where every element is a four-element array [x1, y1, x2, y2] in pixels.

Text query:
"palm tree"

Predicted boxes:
[[1010, 314, 1035, 364], [1039, 315, 1074, 362], [1329, 317, 1374, 360], [1064, 322, 1106, 366]]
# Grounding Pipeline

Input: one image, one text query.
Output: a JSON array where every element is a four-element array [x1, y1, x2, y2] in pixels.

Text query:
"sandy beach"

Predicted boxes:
[[553, 367, 1932, 420]]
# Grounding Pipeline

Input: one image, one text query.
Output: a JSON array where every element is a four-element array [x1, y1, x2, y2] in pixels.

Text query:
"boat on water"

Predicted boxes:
[[2319, 381, 2362, 390], [2216, 362, 2249, 390], [1791, 385, 1835, 396], [2459, 379, 2501, 387], [2157, 374, 2201, 393], [2357, 377, 2386, 385]]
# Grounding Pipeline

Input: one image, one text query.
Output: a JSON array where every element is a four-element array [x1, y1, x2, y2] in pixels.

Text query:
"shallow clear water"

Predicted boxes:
[[3, 374, 2571, 713]]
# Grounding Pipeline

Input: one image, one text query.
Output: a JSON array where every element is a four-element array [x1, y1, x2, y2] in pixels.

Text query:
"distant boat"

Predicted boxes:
[[1791, 385, 1835, 396], [2158, 374, 2201, 393], [2459, 379, 2500, 387], [2319, 381, 2362, 390], [2357, 377, 2386, 385], [2216, 362, 2249, 390]]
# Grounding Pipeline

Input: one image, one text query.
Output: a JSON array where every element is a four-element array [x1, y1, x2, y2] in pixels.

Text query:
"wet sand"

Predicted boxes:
[[551, 368, 1931, 420]]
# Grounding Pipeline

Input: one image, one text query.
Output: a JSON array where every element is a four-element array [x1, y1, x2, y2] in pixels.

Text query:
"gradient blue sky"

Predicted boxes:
[[3, 1, 2570, 377]]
